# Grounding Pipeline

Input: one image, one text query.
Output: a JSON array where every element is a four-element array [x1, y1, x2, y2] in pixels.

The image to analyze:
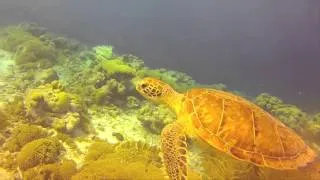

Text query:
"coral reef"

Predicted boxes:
[[313, 113, 320, 122], [17, 137, 63, 170], [272, 104, 308, 130], [137, 102, 176, 134], [122, 54, 145, 70], [0, 27, 35, 52], [93, 78, 126, 105], [25, 81, 80, 114], [0, 25, 59, 71], [72, 159, 163, 180], [307, 113, 320, 143], [73, 141, 165, 180], [197, 140, 260, 180], [113, 141, 162, 167], [83, 140, 162, 167], [14, 39, 56, 68], [126, 96, 140, 108], [24, 81, 85, 133], [3, 124, 48, 152], [0, 108, 8, 131], [34, 68, 59, 84], [255, 93, 283, 111], [51, 112, 80, 133], [18, 22, 47, 37], [84, 141, 115, 162], [1, 96, 26, 124], [22, 160, 77, 180], [255, 93, 308, 130]]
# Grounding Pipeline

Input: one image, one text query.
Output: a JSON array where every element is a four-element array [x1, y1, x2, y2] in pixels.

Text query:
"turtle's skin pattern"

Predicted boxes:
[[161, 122, 188, 180], [136, 77, 317, 179]]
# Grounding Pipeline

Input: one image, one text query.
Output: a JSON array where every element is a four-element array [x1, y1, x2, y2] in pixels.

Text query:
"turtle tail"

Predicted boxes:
[[161, 122, 188, 180]]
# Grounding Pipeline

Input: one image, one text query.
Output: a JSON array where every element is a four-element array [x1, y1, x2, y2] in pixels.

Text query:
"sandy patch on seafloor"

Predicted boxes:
[[89, 107, 160, 146], [0, 49, 14, 75], [0, 167, 13, 180], [0, 49, 16, 102]]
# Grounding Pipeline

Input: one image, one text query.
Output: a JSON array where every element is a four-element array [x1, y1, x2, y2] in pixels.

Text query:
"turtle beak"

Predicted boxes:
[[135, 80, 147, 96], [133, 78, 143, 92], [136, 81, 142, 91]]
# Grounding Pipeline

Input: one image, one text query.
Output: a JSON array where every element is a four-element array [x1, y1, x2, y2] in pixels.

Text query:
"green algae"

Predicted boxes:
[[137, 102, 176, 134], [100, 58, 136, 76], [93, 45, 114, 60]]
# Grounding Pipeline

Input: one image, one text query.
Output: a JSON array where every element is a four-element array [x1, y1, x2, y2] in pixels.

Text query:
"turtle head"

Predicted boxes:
[[136, 77, 175, 104], [136, 77, 184, 113]]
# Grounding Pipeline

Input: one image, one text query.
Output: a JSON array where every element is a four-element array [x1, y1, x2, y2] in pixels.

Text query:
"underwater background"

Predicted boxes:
[[0, 0, 319, 112], [0, 1, 319, 180]]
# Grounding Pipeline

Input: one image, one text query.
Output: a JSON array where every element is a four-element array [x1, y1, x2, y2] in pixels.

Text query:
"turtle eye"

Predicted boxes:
[[141, 83, 147, 89]]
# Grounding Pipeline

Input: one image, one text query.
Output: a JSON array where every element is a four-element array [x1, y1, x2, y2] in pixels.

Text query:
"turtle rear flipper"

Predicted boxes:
[[161, 122, 188, 180]]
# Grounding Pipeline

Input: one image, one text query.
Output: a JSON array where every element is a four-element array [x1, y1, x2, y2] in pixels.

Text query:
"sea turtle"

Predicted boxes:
[[136, 77, 317, 180]]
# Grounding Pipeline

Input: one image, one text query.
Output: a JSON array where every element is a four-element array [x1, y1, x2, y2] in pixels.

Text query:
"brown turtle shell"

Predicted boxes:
[[181, 88, 316, 169]]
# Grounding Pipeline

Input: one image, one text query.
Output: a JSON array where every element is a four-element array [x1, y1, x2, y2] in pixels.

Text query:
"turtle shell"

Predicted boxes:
[[181, 88, 316, 169]]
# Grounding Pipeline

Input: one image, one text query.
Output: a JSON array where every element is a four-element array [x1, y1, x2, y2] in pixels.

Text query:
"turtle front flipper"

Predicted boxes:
[[161, 122, 188, 180]]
